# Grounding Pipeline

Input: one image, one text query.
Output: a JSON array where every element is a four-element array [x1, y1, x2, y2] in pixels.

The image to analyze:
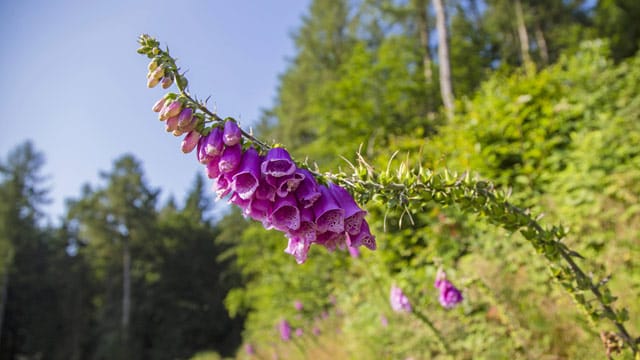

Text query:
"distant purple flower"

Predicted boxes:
[[223, 120, 242, 146], [390, 285, 412, 313], [380, 314, 389, 327], [294, 300, 303, 311], [278, 320, 291, 341], [295, 328, 303, 337], [261, 147, 296, 178], [435, 269, 463, 309], [312, 326, 321, 336], [245, 344, 255, 356], [328, 295, 336, 305]]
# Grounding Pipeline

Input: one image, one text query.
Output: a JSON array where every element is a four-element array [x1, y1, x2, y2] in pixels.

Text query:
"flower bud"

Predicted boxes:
[[204, 127, 224, 156], [147, 76, 160, 88], [181, 131, 200, 153], [160, 100, 182, 120], [223, 120, 242, 146], [148, 60, 158, 71], [152, 97, 166, 113], [165, 115, 179, 132], [176, 108, 194, 129], [150, 66, 165, 80], [178, 117, 196, 133], [161, 76, 173, 89]]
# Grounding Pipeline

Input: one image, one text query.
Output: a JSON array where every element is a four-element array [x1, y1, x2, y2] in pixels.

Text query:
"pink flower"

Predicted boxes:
[[390, 285, 412, 313], [278, 320, 291, 341], [380, 314, 389, 327], [435, 269, 463, 309]]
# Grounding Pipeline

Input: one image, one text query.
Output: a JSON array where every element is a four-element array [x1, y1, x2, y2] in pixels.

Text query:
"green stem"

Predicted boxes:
[[413, 309, 452, 355]]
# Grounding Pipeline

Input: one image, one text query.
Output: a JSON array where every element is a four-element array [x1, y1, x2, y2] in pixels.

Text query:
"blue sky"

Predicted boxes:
[[0, 0, 311, 221]]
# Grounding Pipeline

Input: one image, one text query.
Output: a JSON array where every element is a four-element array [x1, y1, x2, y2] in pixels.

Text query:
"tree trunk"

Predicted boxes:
[[415, 0, 432, 84], [121, 236, 131, 351], [534, 21, 549, 65], [432, 0, 454, 118], [514, 0, 533, 67]]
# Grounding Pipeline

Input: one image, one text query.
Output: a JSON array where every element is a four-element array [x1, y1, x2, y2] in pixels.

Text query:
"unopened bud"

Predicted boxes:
[[148, 60, 158, 71], [160, 100, 182, 120], [165, 115, 179, 132], [152, 97, 166, 113], [223, 120, 242, 146], [181, 131, 201, 153], [150, 66, 165, 80], [147, 76, 160, 88], [177, 108, 194, 129], [152, 47, 160, 55], [161, 76, 173, 89], [178, 116, 197, 133]]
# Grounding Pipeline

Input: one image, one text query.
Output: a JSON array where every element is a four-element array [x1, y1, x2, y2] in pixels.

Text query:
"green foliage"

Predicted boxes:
[[225, 37, 640, 358]]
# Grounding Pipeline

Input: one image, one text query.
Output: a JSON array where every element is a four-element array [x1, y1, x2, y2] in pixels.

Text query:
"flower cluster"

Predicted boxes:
[[390, 285, 412, 313], [150, 96, 375, 263], [278, 319, 291, 341], [434, 269, 463, 309]]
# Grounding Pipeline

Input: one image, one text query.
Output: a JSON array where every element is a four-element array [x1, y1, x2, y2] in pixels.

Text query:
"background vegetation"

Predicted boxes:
[[2, 0, 640, 359]]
